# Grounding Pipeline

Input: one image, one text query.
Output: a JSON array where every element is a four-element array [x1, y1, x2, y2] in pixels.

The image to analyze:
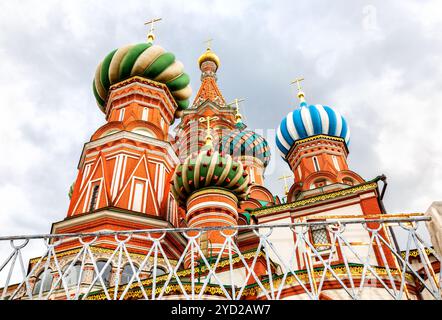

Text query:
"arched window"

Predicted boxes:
[[89, 184, 100, 212], [101, 129, 120, 137], [142, 107, 149, 121], [93, 261, 112, 287], [119, 108, 125, 121], [33, 269, 53, 294], [132, 128, 155, 138], [312, 156, 320, 172], [343, 177, 355, 186], [150, 266, 166, 277], [120, 263, 138, 285], [64, 262, 82, 287], [332, 155, 341, 171]]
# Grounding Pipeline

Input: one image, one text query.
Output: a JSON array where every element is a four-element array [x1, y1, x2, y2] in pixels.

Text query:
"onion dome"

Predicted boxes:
[[171, 145, 250, 206], [220, 129, 271, 167], [276, 102, 350, 159], [93, 43, 192, 114], [198, 47, 220, 71]]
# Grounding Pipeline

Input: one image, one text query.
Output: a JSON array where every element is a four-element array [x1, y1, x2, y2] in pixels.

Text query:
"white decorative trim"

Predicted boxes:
[[359, 191, 376, 200], [188, 215, 237, 227], [79, 131, 179, 168], [292, 197, 362, 217], [187, 201, 238, 218], [107, 81, 175, 117]]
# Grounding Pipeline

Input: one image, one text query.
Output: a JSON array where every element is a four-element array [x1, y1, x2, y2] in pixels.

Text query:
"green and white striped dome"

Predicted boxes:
[[93, 42, 192, 114], [171, 145, 250, 206]]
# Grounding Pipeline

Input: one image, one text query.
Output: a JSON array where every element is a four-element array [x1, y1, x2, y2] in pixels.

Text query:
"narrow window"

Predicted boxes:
[[142, 107, 149, 121], [93, 261, 112, 288], [160, 118, 165, 129], [132, 181, 145, 212], [313, 157, 320, 172], [64, 262, 82, 287], [119, 108, 125, 121], [167, 194, 173, 223], [297, 166, 302, 179], [310, 224, 330, 252], [332, 155, 341, 171], [33, 269, 53, 295], [150, 266, 166, 277], [121, 264, 138, 285], [249, 168, 255, 183], [343, 178, 354, 186], [89, 185, 100, 212]]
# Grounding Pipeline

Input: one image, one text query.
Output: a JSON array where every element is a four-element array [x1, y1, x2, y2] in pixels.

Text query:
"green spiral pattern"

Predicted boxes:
[[93, 43, 192, 114], [171, 146, 250, 206]]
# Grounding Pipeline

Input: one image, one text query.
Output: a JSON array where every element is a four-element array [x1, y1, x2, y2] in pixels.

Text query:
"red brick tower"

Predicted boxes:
[[52, 37, 192, 257], [174, 44, 238, 161]]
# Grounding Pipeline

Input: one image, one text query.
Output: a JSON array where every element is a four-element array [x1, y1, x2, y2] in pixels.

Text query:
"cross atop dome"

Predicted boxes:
[[291, 77, 306, 105], [144, 18, 162, 43], [227, 98, 247, 130], [278, 174, 293, 195], [199, 115, 219, 147], [228, 98, 244, 121], [204, 38, 213, 50], [191, 38, 226, 106], [198, 38, 220, 72]]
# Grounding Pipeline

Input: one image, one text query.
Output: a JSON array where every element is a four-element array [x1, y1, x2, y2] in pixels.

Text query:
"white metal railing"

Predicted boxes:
[[0, 215, 440, 300]]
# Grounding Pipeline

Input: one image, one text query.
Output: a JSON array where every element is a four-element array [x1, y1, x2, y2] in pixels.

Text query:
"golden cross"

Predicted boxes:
[[199, 116, 219, 146], [278, 174, 293, 195], [290, 77, 306, 102], [204, 38, 213, 50], [144, 18, 162, 42], [227, 98, 245, 123], [291, 77, 305, 91], [227, 98, 245, 110]]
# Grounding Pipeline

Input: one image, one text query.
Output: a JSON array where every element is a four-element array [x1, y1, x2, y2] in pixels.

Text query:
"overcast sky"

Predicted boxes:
[[0, 0, 441, 237]]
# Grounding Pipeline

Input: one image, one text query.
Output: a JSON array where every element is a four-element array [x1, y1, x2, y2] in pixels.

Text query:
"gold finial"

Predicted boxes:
[[198, 38, 220, 69], [291, 77, 306, 103], [278, 174, 293, 195], [199, 116, 219, 146], [227, 98, 245, 123], [144, 18, 162, 43]]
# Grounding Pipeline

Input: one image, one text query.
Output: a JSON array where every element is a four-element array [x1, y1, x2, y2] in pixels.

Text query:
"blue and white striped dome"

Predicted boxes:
[[276, 103, 350, 159]]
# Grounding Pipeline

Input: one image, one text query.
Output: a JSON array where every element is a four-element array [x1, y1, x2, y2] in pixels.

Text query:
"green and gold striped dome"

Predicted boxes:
[[171, 146, 250, 206], [93, 42, 192, 114]]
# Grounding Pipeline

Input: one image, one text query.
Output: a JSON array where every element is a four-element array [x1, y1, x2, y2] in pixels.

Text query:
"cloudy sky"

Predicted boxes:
[[0, 0, 441, 237]]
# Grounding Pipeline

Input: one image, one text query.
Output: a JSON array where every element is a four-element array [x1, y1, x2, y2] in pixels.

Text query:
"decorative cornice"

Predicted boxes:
[[187, 187, 238, 205], [250, 182, 378, 217], [287, 134, 349, 164], [29, 245, 174, 265], [294, 134, 345, 146], [86, 263, 415, 300], [53, 208, 172, 232], [107, 76, 177, 111], [400, 247, 433, 259], [78, 130, 179, 169]]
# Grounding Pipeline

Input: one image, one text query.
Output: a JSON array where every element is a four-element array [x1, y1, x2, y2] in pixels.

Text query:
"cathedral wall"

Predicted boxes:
[[307, 202, 378, 266], [258, 217, 297, 272], [279, 288, 417, 300], [208, 268, 247, 287]]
